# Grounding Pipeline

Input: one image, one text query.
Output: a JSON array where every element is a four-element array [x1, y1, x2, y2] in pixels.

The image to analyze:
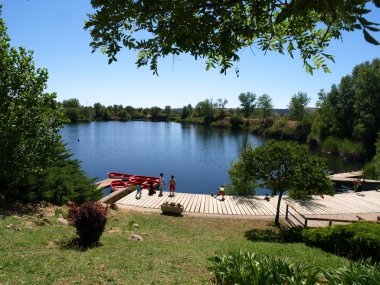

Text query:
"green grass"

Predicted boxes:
[[0, 208, 350, 284]]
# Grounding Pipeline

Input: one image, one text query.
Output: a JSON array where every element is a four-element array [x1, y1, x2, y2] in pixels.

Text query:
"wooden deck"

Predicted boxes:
[[97, 178, 380, 217], [116, 191, 286, 216], [115, 190, 380, 217], [330, 171, 380, 184]]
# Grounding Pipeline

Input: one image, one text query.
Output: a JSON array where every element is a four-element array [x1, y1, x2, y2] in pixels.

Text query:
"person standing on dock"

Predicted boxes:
[[135, 183, 142, 199], [169, 175, 176, 197], [159, 173, 165, 196]]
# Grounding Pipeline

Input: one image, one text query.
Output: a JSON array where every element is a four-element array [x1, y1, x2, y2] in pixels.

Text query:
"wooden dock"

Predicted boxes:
[[97, 178, 380, 217], [330, 171, 380, 184], [114, 190, 380, 217], [116, 191, 286, 216]]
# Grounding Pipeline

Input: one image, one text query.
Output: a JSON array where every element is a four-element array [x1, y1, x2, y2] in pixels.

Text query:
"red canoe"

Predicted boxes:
[[107, 172, 134, 179], [110, 180, 129, 192]]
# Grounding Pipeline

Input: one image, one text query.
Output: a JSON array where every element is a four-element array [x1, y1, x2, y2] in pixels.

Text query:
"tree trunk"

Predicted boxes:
[[275, 191, 284, 227]]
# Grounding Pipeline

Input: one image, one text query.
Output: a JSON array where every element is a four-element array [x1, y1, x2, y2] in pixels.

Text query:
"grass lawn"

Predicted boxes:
[[0, 207, 349, 285]]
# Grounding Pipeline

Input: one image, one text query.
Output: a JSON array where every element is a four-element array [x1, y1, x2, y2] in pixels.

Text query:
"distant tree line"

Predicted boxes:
[[62, 99, 178, 123], [62, 58, 380, 162]]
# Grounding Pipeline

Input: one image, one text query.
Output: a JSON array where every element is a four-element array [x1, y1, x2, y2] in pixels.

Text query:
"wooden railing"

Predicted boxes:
[[285, 204, 380, 227]]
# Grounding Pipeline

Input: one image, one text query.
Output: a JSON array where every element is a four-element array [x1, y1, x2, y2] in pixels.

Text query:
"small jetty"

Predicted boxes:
[[97, 178, 380, 222], [330, 171, 380, 185]]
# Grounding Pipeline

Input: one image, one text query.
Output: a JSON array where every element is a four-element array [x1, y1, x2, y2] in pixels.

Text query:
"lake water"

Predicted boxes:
[[60, 121, 362, 195]]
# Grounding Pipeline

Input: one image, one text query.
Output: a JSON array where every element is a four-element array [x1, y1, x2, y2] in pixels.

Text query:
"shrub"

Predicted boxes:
[[68, 201, 108, 246], [229, 115, 243, 130], [320, 136, 364, 160], [302, 222, 380, 261], [320, 136, 340, 154], [322, 260, 380, 285], [31, 150, 103, 205], [210, 251, 319, 285], [210, 251, 380, 285], [280, 226, 305, 243]]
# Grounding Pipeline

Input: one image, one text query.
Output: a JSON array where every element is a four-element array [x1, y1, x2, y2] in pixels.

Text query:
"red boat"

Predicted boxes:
[[133, 175, 160, 182], [110, 180, 129, 192], [107, 172, 134, 179], [108, 172, 160, 192]]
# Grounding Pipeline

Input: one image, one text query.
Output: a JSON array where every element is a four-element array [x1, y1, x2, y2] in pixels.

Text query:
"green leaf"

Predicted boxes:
[[374, 0, 380, 8], [366, 26, 380, 32], [359, 17, 379, 27], [363, 29, 380, 45], [275, 8, 291, 24]]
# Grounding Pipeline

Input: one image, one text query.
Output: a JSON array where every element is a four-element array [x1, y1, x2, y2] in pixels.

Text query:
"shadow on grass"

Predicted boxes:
[[245, 226, 304, 243], [59, 237, 103, 251], [160, 212, 184, 218], [0, 201, 41, 217]]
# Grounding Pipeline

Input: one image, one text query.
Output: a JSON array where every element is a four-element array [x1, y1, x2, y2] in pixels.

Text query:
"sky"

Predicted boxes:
[[2, 0, 380, 109]]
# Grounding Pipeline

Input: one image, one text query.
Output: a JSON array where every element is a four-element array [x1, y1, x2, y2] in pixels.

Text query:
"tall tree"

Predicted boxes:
[[85, 1, 379, 75], [257, 94, 273, 120], [239, 92, 256, 118], [216, 98, 228, 119], [228, 141, 334, 226], [62, 98, 80, 108], [363, 132, 380, 179], [164, 105, 172, 119], [0, 10, 65, 200], [181, 105, 191, 119], [288, 92, 310, 122], [311, 58, 380, 148], [196, 99, 216, 123]]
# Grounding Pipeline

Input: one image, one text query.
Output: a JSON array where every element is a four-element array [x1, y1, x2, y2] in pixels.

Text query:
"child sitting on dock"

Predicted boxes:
[[354, 179, 363, 192], [214, 185, 225, 201]]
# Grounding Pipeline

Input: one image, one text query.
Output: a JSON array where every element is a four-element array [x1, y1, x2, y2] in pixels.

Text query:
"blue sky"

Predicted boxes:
[[2, 0, 380, 108]]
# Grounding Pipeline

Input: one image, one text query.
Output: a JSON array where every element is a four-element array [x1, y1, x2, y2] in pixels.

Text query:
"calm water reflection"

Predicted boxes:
[[60, 121, 362, 195], [60, 121, 265, 194]]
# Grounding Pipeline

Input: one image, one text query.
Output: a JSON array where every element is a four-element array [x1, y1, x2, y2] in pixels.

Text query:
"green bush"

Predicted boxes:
[[320, 136, 364, 159], [68, 201, 108, 246], [280, 226, 305, 243], [35, 151, 103, 205], [210, 251, 319, 285], [322, 260, 380, 285], [210, 251, 380, 285], [302, 222, 380, 261], [320, 136, 340, 154], [229, 115, 243, 130]]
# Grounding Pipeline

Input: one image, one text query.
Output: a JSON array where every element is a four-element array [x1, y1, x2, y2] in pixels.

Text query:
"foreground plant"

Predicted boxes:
[[68, 201, 108, 246], [322, 261, 380, 285], [210, 251, 380, 285], [210, 251, 319, 285]]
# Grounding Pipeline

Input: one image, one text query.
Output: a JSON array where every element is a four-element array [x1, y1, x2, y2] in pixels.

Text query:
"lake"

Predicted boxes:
[[61, 121, 362, 195]]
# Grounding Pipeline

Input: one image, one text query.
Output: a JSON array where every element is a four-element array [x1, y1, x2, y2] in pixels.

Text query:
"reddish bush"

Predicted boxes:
[[68, 201, 108, 246]]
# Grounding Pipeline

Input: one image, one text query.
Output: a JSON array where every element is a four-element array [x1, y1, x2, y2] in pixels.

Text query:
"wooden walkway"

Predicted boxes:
[[115, 190, 380, 217], [330, 171, 380, 184], [117, 191, 287, 216], [288, 190, 380, 216], [98, 178, 380, 217]]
